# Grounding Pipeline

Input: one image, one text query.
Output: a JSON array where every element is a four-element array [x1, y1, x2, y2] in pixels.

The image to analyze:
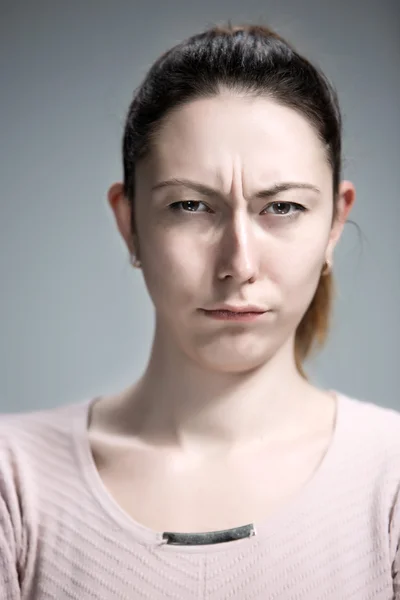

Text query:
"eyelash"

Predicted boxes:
[[168, 201, 307, 220]]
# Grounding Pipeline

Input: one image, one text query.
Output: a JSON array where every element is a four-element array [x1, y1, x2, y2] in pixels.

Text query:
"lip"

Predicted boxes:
[[200, 305, 269, 322], [203, 305, 267, 314]]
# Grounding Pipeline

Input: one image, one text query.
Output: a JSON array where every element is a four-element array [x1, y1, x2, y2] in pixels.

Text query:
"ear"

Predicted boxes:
[[325, 180, 356, 262], [107, 182, 136, 255]]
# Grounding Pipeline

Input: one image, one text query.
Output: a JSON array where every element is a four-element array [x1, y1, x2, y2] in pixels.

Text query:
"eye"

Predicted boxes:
[[169, 200, 212, 213], [262, 202, 307, 217]]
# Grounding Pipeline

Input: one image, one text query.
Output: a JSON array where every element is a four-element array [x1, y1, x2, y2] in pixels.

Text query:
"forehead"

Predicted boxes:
[[142, 94, 331, 192]]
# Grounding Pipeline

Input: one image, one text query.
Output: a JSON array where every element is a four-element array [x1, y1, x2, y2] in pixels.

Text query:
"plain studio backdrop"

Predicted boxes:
[[0, 0, 399, 415]]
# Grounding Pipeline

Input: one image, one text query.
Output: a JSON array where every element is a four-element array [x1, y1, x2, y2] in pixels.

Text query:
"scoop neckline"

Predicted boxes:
[[72, 389, 346, 554]]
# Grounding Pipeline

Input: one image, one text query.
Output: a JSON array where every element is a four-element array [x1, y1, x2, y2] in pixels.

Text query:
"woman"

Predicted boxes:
[[1, 22, 399, 599]]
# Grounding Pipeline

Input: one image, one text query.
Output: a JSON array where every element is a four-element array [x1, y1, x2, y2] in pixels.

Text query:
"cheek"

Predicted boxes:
[[267, 235, 328, 319], [140, 229, 208, 311], [267, 216, 330, 280], [273, 244, 324, 281]]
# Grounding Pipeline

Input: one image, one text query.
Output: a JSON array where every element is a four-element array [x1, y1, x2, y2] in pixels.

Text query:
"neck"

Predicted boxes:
[[119, 324, 324, 455]]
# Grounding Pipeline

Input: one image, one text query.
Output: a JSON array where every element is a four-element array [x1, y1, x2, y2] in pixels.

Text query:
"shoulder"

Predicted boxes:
[[0, 400, 93, 593], [0, 399, 91, 445], [336, 391, 400, 510], [0, 399, 92, 502], [339, 391, 400, 444], [0, 399, 93, 553], [338, 392, 400, 571], [338, 391, 400, 460]]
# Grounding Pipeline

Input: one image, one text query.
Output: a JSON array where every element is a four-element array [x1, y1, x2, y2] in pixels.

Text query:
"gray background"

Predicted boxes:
[[0, 0, 399, 415]]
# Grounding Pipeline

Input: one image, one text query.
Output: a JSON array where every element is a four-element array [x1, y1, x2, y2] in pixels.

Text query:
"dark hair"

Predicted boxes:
[[122, 22, 343, 379]]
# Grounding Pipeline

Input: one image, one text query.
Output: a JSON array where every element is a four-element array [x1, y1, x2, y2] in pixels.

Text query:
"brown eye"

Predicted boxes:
[[169, 201, 211, 213], [262, 202, 307, 217], [272, 202, 291, 215]]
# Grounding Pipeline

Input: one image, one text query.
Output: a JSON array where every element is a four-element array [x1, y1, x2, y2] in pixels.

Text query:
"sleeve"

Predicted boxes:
[[391, 478, 400, 598], [0, 441, 22, 600], [394, 547, 400, 599]]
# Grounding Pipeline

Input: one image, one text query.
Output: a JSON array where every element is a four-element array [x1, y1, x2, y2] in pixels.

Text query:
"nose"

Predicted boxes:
[[216, 212, 259, 284]]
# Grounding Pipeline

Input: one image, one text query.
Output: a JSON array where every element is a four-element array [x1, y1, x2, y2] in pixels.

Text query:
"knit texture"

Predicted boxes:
[[1, 391, 400, 599]]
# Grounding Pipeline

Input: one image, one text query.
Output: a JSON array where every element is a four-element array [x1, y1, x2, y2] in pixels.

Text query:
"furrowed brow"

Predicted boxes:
[[151, 178, 321, 198]]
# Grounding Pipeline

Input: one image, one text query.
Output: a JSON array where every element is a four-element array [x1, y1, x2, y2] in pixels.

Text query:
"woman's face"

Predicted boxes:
[[117, 94, 354, 373]]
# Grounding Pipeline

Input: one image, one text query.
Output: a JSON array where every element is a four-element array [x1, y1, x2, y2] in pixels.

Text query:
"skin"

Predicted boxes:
[[103, 93, 355, 462]]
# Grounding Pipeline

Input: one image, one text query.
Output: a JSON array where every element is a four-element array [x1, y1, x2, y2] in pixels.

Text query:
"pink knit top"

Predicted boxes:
[[1, 391, 400, 599]]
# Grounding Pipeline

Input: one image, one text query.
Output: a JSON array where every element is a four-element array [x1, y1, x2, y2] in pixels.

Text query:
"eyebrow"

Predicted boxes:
[[151, 178, 321, 198]]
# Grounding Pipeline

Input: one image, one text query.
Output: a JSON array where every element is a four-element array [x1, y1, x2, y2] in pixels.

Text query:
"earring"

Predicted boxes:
[[321, 259, 332, 276], [130, 254, 142, 269]]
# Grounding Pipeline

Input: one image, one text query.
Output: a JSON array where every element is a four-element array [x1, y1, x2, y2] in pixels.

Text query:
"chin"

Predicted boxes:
[[193, 348, 271, 374]]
